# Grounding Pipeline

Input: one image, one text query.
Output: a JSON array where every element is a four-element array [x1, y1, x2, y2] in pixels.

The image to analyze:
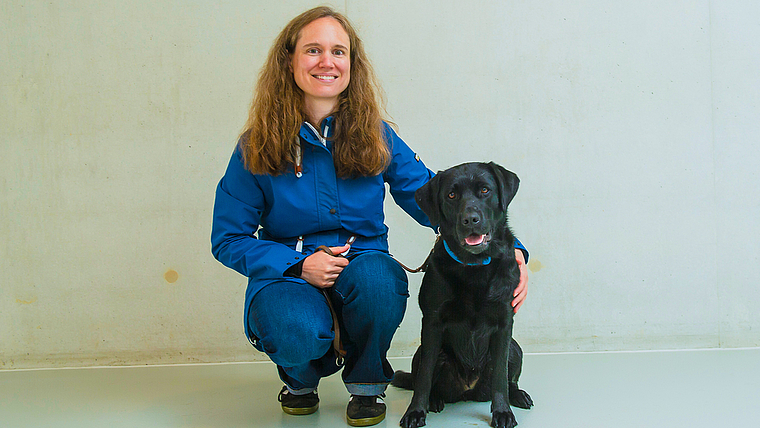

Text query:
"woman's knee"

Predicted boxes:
[[248, 283, 334, 366], [257, 320, 333, 367], [334, 252, 409, 324], [336, 251, 409, 300]]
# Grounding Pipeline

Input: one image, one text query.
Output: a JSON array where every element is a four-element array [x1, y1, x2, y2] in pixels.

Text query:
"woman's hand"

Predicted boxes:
[[301, 245, 350, 289], [513, 249, 529, 313]]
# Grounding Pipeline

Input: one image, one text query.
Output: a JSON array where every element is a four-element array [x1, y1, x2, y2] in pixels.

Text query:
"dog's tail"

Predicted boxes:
[[390, 370, 413, 390]]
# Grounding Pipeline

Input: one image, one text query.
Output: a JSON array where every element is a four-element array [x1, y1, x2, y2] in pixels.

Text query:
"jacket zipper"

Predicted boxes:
[[294, 122, 330, 252], [303, 121, 329, 146]]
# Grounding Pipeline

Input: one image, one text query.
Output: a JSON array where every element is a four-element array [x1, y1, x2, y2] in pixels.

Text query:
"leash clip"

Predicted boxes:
[[340, 235, 356, 257]]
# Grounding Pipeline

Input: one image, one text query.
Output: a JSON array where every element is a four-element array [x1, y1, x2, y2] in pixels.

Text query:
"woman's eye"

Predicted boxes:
[[447, 192, 456, 199], [333, 49, 345, 56], [307, 48, 320, 54]]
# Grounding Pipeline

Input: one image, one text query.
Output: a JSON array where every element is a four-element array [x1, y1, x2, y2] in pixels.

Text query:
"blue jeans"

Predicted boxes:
[[247, 251, 409, 396]]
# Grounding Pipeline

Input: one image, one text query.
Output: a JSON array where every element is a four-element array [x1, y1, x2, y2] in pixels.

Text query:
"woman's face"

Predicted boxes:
[[290, 17, 351, 113]]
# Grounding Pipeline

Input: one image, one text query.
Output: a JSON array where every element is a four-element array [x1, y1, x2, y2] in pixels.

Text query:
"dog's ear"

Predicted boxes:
[[487, 162, 519, 211], [415, 173, 443, 226]]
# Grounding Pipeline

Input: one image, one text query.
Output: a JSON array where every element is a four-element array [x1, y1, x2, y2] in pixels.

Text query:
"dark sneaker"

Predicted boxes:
[[278, 386, 319, 415], [346, 394, 386, 427]]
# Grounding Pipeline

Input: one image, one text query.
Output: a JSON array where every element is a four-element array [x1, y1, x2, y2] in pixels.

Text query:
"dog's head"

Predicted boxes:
[[416, 162, 519, 258]]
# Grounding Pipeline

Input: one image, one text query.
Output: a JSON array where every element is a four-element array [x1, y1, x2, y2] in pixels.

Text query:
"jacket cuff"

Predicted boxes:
[[284, 259, 305, 278], [514, 238, 529, 264]]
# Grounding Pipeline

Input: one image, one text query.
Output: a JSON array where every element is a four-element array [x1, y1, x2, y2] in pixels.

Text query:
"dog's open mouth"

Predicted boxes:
[[464, 233, 490, 247]]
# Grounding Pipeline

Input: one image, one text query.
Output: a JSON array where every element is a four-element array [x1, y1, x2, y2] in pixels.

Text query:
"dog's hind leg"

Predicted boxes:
[[391, 346, 422, 390], [508, 339, 533, 409]]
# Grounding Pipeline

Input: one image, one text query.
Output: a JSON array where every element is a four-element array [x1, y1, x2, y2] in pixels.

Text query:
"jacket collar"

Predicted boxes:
[[300, 116, 335, 147]]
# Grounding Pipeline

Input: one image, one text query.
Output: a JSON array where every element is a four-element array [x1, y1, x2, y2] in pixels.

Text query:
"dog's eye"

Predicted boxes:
[[447, 191, 457, 199], [481, 187, 490, 195]]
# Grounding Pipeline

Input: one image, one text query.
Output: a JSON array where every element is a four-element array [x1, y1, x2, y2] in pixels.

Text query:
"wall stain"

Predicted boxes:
[[164, 269, 179, 284], [16, 297, 38, 305], [528, 259, 544, 273]]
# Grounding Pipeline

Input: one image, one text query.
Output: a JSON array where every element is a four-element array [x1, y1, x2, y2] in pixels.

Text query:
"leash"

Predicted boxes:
[[314, 245, 348, 366], [391, 235, 440, 274], [313, 235, 438, 365]]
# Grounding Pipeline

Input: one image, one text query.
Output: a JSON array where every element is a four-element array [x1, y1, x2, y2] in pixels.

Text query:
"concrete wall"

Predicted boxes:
[[2, 0, 758, 369]]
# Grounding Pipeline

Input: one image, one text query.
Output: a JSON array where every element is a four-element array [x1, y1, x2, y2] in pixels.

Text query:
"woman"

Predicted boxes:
[[211, 6, 528, 427]]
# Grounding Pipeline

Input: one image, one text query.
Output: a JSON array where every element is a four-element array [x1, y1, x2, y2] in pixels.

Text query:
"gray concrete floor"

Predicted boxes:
[[1, 348, 758, 428]]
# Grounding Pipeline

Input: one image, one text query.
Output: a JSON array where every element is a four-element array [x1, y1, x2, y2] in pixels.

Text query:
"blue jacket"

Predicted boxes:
[[211, 117, 527, 339], [211, 118, 435, 337]]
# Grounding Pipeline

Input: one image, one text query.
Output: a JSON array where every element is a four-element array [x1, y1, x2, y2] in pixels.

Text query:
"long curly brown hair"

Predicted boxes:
[[240, 6, 390, 178]]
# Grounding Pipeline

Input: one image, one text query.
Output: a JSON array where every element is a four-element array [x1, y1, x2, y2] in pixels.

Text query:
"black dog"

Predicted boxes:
[[392, 162, 533, 428]]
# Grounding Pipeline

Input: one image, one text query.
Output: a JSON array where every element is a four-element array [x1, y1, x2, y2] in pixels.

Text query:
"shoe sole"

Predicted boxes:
[[281, 403, 319, 416], [347, 413, 385, 427]]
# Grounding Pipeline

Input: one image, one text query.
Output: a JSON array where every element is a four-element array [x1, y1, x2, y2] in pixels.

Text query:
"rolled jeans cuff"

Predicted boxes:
[[345, 382, 388, 397], [286, 385, 317, 396]]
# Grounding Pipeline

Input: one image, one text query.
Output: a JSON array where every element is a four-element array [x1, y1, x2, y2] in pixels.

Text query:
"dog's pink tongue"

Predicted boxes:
[[465, 234, 485, 246]]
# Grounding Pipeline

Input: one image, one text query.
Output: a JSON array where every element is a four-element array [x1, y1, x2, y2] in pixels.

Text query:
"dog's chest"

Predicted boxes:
[[442, 315, 499, 370], [439, 295, 511, 369], [439, 293, 509, 326]]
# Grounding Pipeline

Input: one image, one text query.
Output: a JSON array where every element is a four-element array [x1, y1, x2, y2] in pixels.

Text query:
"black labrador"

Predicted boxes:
[[392, 162, 533, 428]]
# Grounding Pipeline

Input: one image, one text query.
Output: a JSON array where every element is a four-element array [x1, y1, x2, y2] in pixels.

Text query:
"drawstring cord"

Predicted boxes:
[[294, 122, 329, 178]]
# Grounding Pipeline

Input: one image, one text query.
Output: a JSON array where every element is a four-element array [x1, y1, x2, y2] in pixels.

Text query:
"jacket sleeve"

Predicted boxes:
[[382, 124, 436, 230], [210, 147, 306, 279], [514, 238, 529, 264]]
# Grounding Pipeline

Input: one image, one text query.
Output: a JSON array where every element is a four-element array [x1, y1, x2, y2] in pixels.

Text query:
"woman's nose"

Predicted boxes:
[[318, 53, 333, 68]]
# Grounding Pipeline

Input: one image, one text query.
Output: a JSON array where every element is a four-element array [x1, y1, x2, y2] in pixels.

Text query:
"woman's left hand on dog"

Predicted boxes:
[[513, 249, 528, 313]]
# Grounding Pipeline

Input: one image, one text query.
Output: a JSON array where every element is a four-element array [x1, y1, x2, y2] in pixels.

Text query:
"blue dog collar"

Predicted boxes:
[[443, 240, 491, 266]]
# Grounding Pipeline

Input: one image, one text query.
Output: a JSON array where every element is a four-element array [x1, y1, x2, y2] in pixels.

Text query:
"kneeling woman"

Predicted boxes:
[[210, 6, 528, 427]]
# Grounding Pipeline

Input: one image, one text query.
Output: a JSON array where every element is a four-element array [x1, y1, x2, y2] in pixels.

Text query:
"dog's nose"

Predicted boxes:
[[462, 210, 481, 226]]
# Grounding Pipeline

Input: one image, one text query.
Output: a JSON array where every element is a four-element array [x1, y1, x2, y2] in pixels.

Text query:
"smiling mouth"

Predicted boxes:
[[313, 75, 337, 81], [463, 233, 490, 247]]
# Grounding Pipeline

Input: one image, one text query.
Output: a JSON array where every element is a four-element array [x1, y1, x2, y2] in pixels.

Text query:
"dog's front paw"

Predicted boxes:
[[490, 410, 517, 428], [400, 409, 427, 428]]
